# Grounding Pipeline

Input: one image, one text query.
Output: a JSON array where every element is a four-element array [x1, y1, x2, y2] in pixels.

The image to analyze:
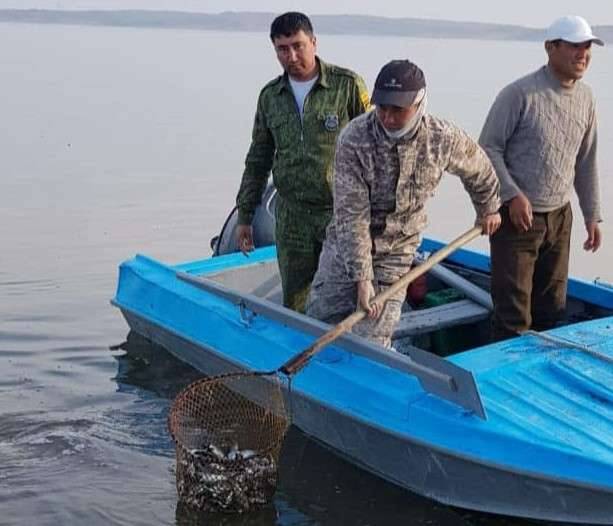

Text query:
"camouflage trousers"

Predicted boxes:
[[306, 280, 408, 348], [275, 198, 332, 313], [306, 235, 419, 349]]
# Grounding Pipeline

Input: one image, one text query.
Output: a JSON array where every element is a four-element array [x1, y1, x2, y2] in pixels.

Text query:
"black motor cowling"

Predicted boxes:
[[210, 183, 277, 256]]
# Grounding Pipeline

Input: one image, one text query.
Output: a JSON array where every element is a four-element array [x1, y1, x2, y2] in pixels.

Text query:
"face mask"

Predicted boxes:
[[380, 90, 428, 140]]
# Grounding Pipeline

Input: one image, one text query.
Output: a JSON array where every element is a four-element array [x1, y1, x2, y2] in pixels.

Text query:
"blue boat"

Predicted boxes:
[[112, 196, 613, 524]]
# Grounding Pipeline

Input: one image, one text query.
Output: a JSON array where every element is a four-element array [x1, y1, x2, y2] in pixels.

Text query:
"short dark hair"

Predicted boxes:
[[270, 12, 313, 41]]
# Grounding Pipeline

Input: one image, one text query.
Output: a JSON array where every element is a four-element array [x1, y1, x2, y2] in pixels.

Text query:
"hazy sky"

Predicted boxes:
[[1, 0, 612, 27]]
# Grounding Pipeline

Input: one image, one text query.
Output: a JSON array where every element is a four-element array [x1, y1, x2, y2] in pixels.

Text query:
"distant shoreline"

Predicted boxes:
[[2, 9, 611, 42]]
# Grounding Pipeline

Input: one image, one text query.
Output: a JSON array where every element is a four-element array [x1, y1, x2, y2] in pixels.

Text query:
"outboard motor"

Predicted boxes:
[[210, 182, 277, 256]]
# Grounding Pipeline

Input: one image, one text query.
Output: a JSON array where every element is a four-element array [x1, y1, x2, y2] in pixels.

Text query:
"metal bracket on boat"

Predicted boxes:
[[237, 300, 256, 327]]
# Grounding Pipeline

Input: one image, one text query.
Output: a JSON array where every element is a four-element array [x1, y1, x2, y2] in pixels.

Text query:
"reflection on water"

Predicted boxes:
[[114, 332, 540, 526], [112, 332, 202, 400]]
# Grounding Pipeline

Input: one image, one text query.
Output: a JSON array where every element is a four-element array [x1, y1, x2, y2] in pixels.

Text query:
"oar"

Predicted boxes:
[[280, 225, 483, 375]]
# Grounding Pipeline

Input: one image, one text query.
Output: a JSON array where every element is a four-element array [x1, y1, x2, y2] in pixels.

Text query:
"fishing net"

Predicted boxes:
[[168, 372, 289, 513]]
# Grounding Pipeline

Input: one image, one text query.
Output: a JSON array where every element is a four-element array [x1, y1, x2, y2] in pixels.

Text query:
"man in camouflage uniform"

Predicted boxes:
[[235, 12, 370, 312], [307, 60, 502, 348]]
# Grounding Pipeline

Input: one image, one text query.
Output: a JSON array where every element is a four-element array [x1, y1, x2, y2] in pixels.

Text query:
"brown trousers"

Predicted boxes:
[[490, 203, 572, 341]]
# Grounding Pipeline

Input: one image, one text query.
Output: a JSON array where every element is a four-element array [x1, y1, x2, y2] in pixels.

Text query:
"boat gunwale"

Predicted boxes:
[[175, 269, 488, 419]]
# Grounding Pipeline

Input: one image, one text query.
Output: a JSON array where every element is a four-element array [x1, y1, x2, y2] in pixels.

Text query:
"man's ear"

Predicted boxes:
[[544, 41, 554, 56]]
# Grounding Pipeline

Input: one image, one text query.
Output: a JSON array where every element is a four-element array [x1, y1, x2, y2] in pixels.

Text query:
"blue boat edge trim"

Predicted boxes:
[[110, 298, 250, 374], [175, 245, 278, 275], [419, 238, 613, 309]]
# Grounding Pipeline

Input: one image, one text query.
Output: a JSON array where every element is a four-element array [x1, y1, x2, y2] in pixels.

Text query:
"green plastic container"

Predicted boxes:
[[421, 288, 472, 356], [422, 288, 465, 309]]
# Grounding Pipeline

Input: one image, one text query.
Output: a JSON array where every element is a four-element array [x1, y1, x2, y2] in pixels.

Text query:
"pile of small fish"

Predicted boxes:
[[176, 442, 278, 513]]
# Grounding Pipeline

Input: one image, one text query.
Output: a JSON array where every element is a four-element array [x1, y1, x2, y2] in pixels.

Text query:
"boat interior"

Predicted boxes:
[[203, 257, 613, 357], [207, 186, 613, 357]]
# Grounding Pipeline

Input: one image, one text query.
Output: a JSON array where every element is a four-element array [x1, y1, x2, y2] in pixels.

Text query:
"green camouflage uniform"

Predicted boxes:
[[236, 57, 370, 312], [307, 111, 501, 347]]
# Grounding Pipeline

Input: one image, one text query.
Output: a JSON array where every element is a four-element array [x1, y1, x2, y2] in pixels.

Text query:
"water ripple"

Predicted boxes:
[[0, 329, 56, 343]]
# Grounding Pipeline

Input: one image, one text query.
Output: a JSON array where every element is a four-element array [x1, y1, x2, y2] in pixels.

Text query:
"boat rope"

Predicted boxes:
[[523, 330, 613, 365]]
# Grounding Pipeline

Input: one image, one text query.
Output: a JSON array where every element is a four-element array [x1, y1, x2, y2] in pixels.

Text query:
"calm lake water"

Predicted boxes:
[[1, 22, 611, 526]]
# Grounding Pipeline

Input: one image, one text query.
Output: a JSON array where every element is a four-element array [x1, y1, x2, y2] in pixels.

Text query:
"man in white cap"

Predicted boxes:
[[479, 16, 604, 341], [306, 60, 501, 348]]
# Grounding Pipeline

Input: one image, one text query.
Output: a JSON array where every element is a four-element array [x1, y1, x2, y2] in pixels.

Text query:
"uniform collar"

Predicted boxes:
[[275, 56, 329, 94]]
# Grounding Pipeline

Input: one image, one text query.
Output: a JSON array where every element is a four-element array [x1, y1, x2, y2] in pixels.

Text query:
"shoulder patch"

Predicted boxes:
[[359, 86, 371, 111]]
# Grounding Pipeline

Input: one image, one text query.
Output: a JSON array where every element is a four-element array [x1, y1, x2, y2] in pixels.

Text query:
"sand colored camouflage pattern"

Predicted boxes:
[[307, 111, 501, 345], [307, 267, 412, 348]]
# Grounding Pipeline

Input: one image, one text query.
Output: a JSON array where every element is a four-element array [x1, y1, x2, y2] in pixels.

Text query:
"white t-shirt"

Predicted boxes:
[[289, 75, 318, 119]]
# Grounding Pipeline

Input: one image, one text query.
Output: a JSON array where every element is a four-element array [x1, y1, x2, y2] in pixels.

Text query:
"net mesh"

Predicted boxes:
[[168, 372, 289, 513]]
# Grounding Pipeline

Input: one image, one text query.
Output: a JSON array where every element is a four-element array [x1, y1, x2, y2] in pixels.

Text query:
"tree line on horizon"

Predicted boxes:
[[2, 9, 612, 42]]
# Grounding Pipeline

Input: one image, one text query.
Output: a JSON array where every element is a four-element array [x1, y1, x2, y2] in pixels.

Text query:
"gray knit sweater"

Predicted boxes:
[[479, 65, 601, 222]]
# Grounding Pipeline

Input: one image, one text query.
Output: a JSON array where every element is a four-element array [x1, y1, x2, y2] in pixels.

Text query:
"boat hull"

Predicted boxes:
[[112, 243, 613, 524], [118, 306, 613, 524]]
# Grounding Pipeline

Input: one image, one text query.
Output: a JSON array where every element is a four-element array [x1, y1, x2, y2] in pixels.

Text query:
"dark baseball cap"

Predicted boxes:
[[371, 60, 426, 108]]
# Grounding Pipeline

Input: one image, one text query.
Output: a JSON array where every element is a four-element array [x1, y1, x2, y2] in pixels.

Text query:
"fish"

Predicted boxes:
[[207, 443, 226, 460], [176, 444, 279, 513]]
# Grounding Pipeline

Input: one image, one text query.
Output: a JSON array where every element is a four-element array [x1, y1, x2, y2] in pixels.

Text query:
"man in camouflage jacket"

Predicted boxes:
[[307, 60, 502, 348], [235, 12, 370, 312]]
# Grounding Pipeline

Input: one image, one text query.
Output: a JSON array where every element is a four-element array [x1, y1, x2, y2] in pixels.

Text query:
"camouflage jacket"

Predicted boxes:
[[236, 57, 370, 224], [325, 111, 501, 282]]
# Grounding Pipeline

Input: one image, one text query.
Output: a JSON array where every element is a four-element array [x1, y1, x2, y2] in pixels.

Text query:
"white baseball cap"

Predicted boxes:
[[546, 15, 604, 46]]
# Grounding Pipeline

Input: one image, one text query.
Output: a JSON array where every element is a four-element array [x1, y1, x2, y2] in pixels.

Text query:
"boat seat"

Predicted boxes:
[[393, 299, 490, 338]]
